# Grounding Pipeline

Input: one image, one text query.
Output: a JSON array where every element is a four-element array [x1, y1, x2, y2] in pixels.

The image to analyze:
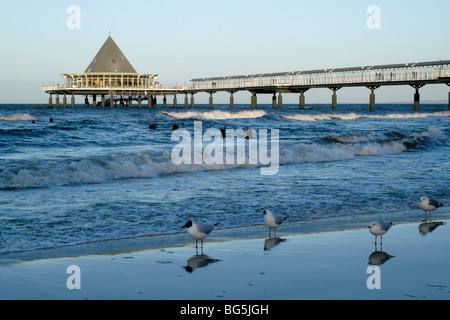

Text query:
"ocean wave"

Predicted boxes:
[[281, 111, 450, 122], [0, 114, 36, 121], [159, 110, 267, 120], [0, 136, 429, 190]]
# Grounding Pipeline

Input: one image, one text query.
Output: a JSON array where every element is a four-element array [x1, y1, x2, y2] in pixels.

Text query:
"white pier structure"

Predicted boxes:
[[190, 60, 450, 110], [43, 36, 449, 110]]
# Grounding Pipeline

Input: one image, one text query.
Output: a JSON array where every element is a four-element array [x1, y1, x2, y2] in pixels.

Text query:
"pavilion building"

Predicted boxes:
[[43, 36, 182, 108]]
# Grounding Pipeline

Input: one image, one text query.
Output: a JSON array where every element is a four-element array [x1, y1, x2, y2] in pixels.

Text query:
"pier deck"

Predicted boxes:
[[44, 60, 450, 110]]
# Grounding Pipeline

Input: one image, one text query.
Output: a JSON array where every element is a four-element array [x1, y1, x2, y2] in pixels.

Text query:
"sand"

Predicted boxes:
[[0, 214, 449, 301]]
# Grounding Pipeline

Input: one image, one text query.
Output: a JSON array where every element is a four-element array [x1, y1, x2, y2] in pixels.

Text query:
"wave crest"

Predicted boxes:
[[0, 114, 36, 121], [282, 111, 450, 122], [159, 110, 267, 120]]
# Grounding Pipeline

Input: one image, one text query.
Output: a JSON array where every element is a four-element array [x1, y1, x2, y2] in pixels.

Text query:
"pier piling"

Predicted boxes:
[[173, 95, 177, 108], [331, 88, 341, 111], [190, 93, 195, 109], [272, 94, 277, 109], [209, 92, 214, 109], [278, 92, 283, 110], [71, 94, 75, 108], [411, 85, 424, 111], [229, 91, 235, 109], [299, 90, 306, 110], [251, 93, 257, 109]]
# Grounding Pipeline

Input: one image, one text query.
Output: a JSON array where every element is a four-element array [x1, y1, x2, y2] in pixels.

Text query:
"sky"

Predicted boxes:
[[0, 0, 449, 104]]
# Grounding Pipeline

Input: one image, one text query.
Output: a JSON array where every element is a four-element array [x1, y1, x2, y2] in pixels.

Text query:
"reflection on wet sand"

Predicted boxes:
[[183, 254, 222, 273], [418, 219, 446, 236], [264, 237, 287, 251], [368, 251, 395, 266]]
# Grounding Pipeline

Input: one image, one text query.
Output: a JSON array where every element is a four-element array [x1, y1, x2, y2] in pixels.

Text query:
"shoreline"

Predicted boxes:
[[2, 207, 449, 262], [1, 212, 449, 300], [1, 207, 449, 262], [0, 207, 450, 301]]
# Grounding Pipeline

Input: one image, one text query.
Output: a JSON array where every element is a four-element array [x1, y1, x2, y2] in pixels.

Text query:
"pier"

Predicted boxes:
[[43, 36, 450, 111]]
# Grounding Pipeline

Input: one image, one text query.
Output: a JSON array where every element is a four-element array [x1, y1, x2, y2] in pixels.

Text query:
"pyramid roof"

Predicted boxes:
[[85, 36, 137, 73]]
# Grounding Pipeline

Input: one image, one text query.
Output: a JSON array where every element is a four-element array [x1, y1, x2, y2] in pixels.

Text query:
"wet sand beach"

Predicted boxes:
[[0, 213, 448, 301]]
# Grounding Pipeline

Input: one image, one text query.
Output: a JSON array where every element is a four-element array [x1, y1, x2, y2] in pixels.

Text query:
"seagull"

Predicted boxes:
[[419, 196, 443, 221], [264, 210, 287, 237], [368, 221, 392, 246], [182, 220, 218, 249]]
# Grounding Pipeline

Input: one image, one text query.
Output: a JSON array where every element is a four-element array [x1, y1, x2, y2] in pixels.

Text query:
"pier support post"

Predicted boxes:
[[138, 96, 142, 109], [71, 94, 75, 108], [185, 94, 189, 108], [120, 97, 124, 108], [330, 87, 341, 111], [278, 92, 283, 110], [190, 93, 195, 109], [251, 92, 257, 109], [85, 96, 89, 108], [411, 84, 425, 111], [56, 94, 60, 108], [272, 94, 277, 109], [229, 91, 235, 108], [209, 92, 214, 109], [49, 94, 53, 108], [128, 96, 132, 108], [367, 86, 379, 111], [414, 90, 420, 111], [173, 95, 177, 108], [101, 95, 105, 108], [93, 95, 97, 108], [63, 94, 67, 108], [446, 84, 450, 110], [163, 95, 167, 108], [110, 96, 114, 108], [299, 90, 308, 109]]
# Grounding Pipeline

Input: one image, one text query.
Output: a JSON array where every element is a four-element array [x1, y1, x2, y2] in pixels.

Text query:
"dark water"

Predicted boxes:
[[0, 103, 449, 255]]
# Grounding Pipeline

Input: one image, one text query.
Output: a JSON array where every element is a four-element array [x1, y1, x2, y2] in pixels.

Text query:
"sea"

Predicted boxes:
[[0, 103, 449, 256]]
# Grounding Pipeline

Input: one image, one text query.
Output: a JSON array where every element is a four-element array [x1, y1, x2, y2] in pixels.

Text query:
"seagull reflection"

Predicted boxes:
[[419, 221, 446, 236], [264, 237, 287, 251], [368, 251, 395, 266], [183, 254, 222, 273]]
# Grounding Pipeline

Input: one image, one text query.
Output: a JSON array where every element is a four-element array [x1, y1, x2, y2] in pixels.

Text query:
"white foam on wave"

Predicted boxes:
[[160, 110, 267, 120], [282, 111, 450, 122], [0, 140, 410, 189], [279, 140, 406, 165], [0, 113, 36, 121]]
